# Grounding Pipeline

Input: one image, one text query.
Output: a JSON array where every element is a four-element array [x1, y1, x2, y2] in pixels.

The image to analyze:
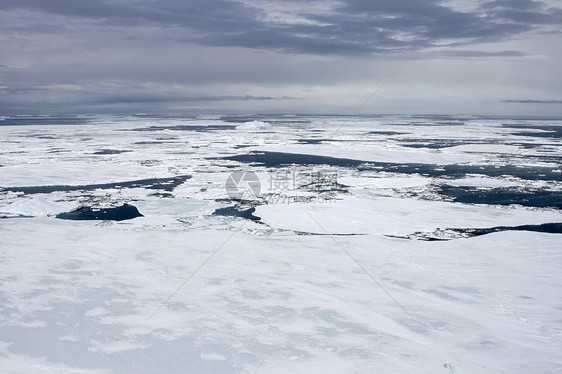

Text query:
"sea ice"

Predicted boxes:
[[0, 114, 560, 373], [0, 197, 80, 217], [236, 121, 272, 130]]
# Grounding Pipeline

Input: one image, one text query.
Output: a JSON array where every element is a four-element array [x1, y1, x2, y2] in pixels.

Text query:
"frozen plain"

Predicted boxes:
[[0, 114, 561, 373]]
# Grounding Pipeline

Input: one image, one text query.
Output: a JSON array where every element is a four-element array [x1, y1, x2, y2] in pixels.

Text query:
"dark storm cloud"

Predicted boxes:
[[0, 0, 262, 36], [322, 0, 560, 49], [1, 0, 560, 55]]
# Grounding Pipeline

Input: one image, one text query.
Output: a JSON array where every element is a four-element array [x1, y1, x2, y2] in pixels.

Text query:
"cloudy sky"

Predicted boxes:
[[1, 0, 561, 116]]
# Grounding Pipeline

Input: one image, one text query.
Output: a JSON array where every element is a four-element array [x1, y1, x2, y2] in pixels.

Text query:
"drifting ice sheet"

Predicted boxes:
[[255, 196, 561, 235]]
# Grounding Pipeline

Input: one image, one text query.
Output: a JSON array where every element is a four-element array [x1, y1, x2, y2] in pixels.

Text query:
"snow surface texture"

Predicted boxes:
[[0, 115, 561, 373]]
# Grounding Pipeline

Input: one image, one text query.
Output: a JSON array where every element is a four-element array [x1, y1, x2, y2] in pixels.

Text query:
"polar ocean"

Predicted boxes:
[[0, 114, 561, 373]]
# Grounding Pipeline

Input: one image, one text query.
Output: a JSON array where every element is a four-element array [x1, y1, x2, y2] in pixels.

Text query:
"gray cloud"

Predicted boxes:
[[440, 50, 528, 58], [99, 94, 296, 103], [1, 0, 561, 115], [503, 99, 562, 104], [1, 0, 560, 55]]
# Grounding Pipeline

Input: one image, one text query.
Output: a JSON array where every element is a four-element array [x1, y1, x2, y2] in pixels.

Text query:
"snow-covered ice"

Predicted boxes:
[[255, 195, 562, 235], [236, 121, 272, 130], [0, 114, 560, 373], [0, 197, 80, 217]]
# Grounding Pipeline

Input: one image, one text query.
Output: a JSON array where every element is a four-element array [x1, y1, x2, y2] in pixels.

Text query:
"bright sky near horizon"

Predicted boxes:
[[1, 0, 561, 116]]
